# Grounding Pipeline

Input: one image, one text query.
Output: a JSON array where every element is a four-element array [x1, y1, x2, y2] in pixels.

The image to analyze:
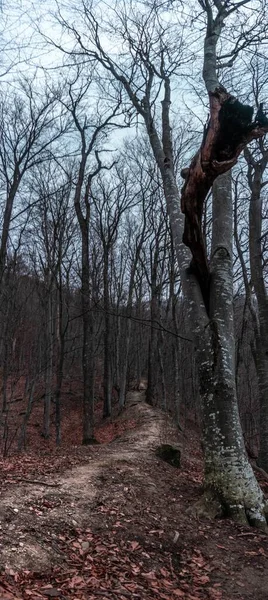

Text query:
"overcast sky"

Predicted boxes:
[[2, 1, 268, 132]]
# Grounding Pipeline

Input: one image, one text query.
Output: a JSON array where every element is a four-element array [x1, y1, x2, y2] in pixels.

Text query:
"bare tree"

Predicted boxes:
[[54, 0, 268, 525], [230, 54, 268, 470], [92, 167, 137, 416], [234, 142, 268, 470], [245, 144, 268, 470], [140, 188, 169, 407], [29, 164, 76, 443], [0, 80, 64, 285], [118, 198, 149, 407], [61, 69, 125, 442]]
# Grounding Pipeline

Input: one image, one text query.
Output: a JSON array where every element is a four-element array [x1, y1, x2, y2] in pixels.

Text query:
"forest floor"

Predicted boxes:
[[0, 390, 268, 600]]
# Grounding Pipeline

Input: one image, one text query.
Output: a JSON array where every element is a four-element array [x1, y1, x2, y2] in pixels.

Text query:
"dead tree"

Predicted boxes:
[[181, 89, 268, 311]]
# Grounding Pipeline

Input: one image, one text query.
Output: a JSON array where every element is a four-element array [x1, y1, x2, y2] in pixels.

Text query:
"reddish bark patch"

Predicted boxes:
[[181, 87, 268, 311]]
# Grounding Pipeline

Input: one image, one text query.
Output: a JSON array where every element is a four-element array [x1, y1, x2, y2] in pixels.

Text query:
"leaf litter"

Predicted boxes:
[[0, 391, 268, 599]]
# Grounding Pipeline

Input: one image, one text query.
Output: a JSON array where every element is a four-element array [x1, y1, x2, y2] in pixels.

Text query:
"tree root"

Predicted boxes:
[[188, 489, 268, 532], [6, 477, 59, 487]]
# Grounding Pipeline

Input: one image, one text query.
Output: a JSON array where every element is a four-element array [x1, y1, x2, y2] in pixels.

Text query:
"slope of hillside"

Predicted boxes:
[[0, 390, 268, 600]]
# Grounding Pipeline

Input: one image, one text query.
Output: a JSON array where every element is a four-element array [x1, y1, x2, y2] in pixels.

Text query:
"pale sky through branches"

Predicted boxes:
[[2, 1, 268, 146]]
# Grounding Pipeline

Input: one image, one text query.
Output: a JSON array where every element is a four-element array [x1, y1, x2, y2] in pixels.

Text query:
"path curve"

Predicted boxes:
[[0, 391, 180, 571]]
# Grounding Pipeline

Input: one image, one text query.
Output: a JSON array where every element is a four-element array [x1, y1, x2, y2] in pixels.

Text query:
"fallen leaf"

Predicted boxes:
[[129, 541, 140, 551], [173, 590, 185, 598], [173, 531, 180, 543], [142, 571, 156, 580], [41, 588, 62, 598], [197, 575, 210, 584]]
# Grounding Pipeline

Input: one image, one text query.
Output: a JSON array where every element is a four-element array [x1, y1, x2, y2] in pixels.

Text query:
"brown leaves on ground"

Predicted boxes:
[[0, 393, 268, 600], [0, 527, 218, 600]]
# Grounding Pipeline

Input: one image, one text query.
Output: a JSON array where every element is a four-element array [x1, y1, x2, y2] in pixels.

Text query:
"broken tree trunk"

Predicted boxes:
[[181, 87, 268, 312]]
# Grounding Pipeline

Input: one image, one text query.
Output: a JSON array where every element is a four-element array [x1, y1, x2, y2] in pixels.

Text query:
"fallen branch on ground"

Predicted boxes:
[[6, 477, 59, 487]]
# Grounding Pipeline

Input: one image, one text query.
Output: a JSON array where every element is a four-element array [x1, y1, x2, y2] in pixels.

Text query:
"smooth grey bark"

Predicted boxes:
[[244, 147, 268, 471], [201, 0, 228, 93], [193, 1, 267, 525], [143, 70, 267, 527], [197, 172, 266, 525], [138, 75, 267, 526], [162, 169, 266, 525]]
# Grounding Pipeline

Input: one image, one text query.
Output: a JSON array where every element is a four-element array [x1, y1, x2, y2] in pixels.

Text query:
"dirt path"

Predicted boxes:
[[0, 392, 173, 568], [0, 392, 268, 600]]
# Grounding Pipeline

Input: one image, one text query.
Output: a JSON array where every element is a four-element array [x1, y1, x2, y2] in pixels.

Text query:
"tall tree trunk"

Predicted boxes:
[[119, 315, 132, 409], [118, 279, 135, 409], [135, 280, 143, 385], [245, 150, 268, 471], [18, 379, 36, 452], [146, 290, 158, 406], [73, 153, 96, 444], [81, 230, 95, 444], [254, 334, 268, 469], [0, 176, 20, 285], [1, 282, 12, 414], [173, 337, 181, 429], [169, 230, 182, 428], [159, 155, 267, 525], [43, 278, 54, 439], [195, 173, 266, 526], [172, 305, 182, 430], [158, 326, 167, 411], [103, 250, 112, 418], [143, 83, 267, 526], [115, 313, 121, 392], [55, 284, 65, 446], [2, 339, 9, 414]]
